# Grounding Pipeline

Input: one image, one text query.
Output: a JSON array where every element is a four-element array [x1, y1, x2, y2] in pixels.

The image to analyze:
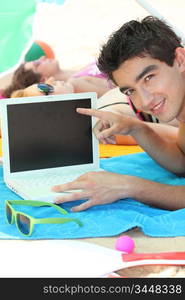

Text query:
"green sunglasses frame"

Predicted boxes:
[[5, 200, 83, 236]]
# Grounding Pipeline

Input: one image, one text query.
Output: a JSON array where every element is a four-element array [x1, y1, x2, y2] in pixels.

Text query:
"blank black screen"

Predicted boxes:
[[7, 99, 92, 172]]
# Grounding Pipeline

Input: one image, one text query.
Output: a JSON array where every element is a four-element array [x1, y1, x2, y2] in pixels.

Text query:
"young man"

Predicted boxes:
[[52, 16, 185, 212]]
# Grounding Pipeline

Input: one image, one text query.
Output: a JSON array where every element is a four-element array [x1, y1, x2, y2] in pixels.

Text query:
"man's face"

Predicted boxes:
[[112, 52, 185, 123]]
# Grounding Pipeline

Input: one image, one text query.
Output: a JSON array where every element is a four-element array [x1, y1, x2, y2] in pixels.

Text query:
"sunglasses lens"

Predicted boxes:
[[6, 204, 13, 224], [37, 83, 54, 95], [16, 213, 30, 235]]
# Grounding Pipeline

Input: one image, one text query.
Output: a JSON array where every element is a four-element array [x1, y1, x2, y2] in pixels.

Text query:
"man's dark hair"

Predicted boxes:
[[3, 63, 42, 98], [97, 16, 183, 82]]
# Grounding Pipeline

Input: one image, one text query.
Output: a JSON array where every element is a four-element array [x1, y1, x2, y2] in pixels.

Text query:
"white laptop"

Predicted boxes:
[[0, 92, 102, 202]]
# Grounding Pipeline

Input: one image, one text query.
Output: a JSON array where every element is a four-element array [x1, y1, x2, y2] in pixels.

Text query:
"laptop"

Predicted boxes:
[[0, 92, 102, 202]]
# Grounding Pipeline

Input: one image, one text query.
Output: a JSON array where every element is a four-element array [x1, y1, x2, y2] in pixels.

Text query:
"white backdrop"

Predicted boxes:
[[33, 0, 148, 70]]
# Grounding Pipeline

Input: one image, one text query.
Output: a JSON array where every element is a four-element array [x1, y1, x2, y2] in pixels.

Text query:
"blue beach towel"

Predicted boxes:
[[0, 152, 185, 239]]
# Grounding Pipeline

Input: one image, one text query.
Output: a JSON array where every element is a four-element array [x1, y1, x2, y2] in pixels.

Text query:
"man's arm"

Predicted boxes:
[[97, 104, 178, 143], [129, 176, 185, 210], [53, 172, 185, 211], [131, 120, 185, 175], [77, 108, 185, 175], [177, 121, 185, 154]]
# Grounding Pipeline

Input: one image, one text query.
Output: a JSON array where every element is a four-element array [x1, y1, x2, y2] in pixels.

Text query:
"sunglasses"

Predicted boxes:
[[37, 83, 54, 95], [5, 200, 83, 236]]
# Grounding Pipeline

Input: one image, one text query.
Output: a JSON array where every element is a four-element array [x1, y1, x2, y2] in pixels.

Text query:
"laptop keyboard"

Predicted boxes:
[[10, 168, 103, 200], [14, 168, 102, 186]]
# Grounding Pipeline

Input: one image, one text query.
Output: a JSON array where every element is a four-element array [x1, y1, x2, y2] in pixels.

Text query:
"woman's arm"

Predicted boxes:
[[68, 76, 111, 97]]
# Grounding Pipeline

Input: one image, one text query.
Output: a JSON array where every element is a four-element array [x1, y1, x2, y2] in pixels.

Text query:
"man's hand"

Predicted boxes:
[[76, 107, 141, 144], [52, 171, 132, 212]]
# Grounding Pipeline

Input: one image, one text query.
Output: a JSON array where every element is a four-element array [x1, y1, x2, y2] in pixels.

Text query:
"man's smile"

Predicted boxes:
[[150, 99, 166, 115]]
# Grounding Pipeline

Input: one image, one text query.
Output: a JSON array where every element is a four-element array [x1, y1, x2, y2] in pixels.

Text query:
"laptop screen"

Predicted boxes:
[[7, 98, 92, 172]]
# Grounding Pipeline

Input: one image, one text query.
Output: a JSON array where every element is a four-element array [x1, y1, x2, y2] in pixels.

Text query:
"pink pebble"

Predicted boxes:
[[115, 235, 135, 253]]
